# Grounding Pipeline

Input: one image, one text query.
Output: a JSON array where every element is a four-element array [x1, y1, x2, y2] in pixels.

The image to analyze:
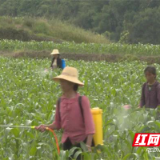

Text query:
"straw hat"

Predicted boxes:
[[51, 49, 60, 55], [53, 67, 84, 86]]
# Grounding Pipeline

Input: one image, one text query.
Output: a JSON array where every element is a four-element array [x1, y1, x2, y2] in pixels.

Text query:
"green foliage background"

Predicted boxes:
[[0, 0, 160, 44], [1, 57, 160, 159]]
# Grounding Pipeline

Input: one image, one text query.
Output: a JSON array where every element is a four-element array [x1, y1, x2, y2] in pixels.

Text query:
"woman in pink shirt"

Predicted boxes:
[[36, 67, 95, 159]]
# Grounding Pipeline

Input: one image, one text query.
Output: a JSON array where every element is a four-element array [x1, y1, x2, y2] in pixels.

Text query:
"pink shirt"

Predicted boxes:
[[53, 93, 95, 144]]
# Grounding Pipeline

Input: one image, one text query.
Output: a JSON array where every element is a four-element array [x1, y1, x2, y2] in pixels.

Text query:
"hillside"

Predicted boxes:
[[0, 16, 109, 44], [0, 0, 160, 44]]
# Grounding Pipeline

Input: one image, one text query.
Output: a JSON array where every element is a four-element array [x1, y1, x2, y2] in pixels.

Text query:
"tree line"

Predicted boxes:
[[0, 0, 160, 44]]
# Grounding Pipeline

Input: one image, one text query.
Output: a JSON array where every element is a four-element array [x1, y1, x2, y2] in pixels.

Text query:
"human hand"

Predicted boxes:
[[35, 124, 47, 132], [86, 144, 92, 152], [123, 105, 131, 110]]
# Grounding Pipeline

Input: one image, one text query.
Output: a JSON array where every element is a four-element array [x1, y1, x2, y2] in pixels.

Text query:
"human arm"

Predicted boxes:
[[81, 96, 95, 150], [50, 57, 55, 68], [86, 134, 94, 151]]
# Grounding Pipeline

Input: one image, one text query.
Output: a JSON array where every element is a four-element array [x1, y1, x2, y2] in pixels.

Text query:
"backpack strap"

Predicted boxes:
[[78, 96, 84, 120], [57, 98, 61, 119]]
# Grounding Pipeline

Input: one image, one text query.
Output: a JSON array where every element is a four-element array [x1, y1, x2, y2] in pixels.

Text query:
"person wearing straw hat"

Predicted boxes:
[[50, 49, 62, 69], [138, 66, 160, 109], [36, 67, 95, 159]]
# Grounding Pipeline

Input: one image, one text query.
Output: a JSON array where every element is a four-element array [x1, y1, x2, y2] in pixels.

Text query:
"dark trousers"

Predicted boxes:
[[63, 138, 94, 160]]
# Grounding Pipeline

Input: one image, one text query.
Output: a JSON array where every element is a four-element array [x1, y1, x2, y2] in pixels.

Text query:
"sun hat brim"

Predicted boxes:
[[53, 75, 84, 86], [51, 52, 60, 55]]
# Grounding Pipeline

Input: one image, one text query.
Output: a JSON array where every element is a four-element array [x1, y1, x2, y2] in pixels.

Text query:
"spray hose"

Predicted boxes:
[[45, 127, 60, 154], [0, 125, 60, 155]]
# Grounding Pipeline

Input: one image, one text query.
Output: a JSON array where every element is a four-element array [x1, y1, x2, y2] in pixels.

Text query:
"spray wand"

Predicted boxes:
[[0, 125, 60, 154]]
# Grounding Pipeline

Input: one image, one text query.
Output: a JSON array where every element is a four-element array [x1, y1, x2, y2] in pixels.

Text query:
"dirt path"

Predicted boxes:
[[1, 51, 160, 64]]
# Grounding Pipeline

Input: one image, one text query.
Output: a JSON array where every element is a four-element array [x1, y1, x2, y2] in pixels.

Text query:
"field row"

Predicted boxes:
[[0, 40, 160, 56]]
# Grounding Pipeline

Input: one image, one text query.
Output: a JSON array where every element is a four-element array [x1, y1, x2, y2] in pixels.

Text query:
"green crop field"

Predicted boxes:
[[1, 40, 160, 56], [1, 56, 160, 160]]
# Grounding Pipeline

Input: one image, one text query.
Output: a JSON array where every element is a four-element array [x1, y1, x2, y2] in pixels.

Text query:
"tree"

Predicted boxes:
[[127, 7, 160, 44]]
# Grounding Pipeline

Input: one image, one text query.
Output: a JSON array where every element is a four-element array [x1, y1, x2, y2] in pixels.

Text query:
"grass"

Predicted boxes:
[[1, 56, 160, 159], [0, 16, 109, 44]]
